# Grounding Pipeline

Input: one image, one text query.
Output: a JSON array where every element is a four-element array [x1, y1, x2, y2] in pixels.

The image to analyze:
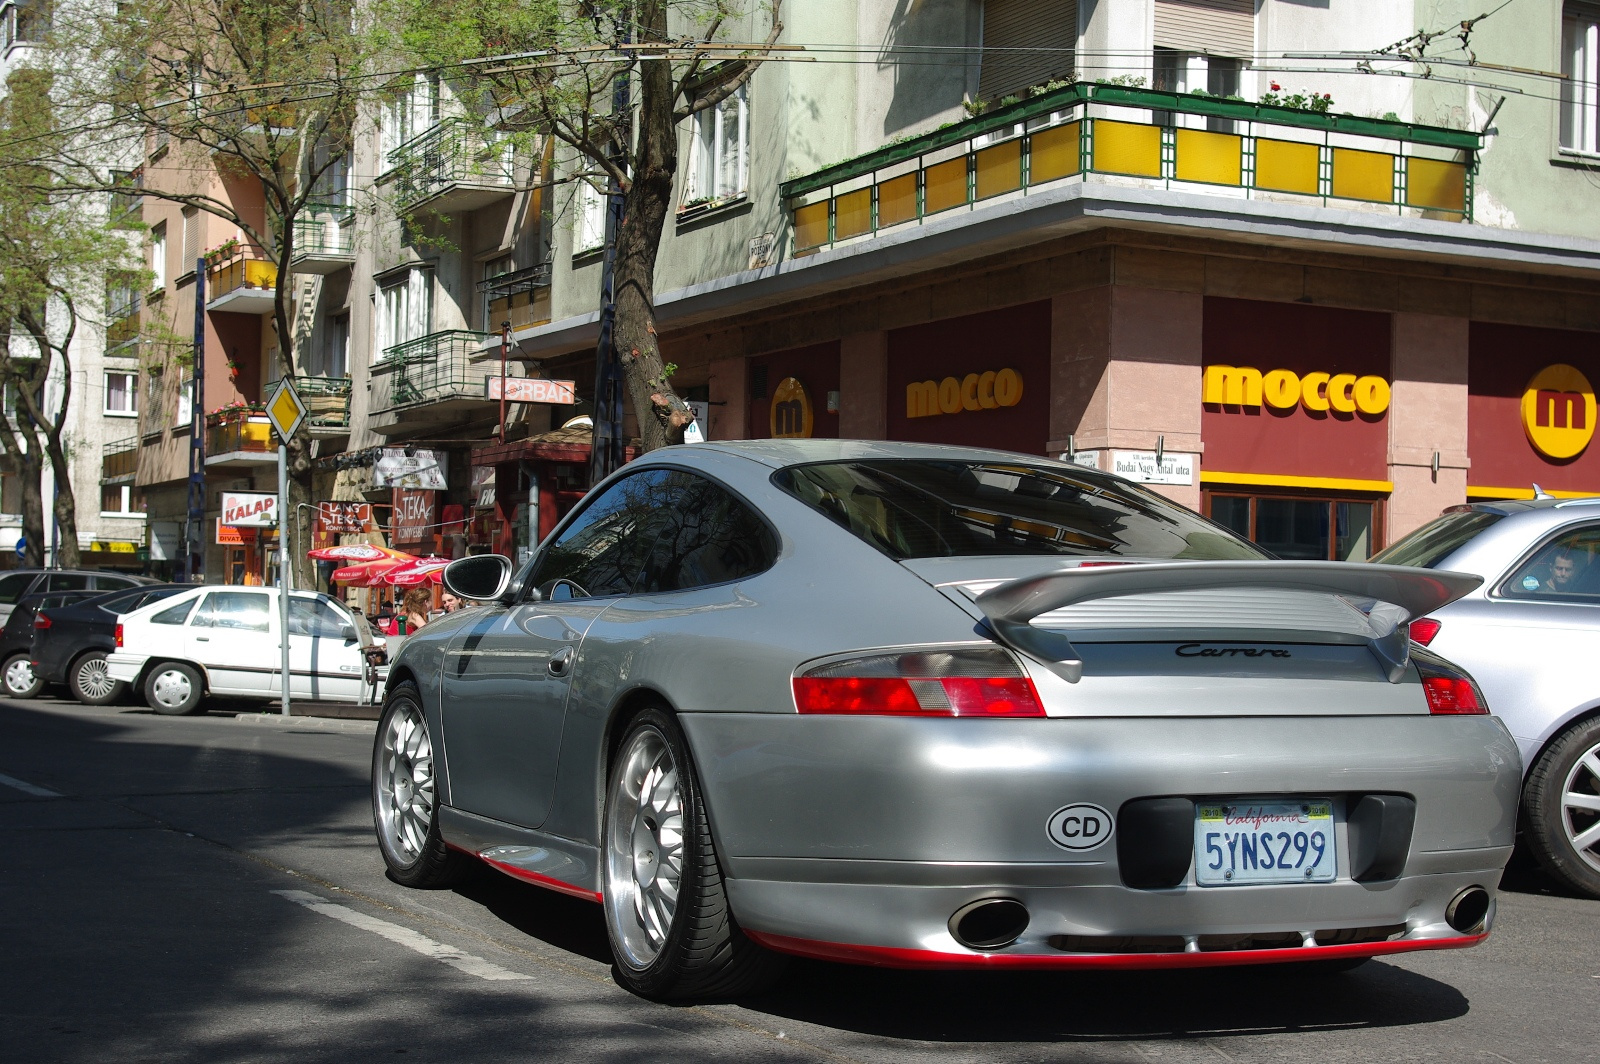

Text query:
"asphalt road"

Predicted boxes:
[[3, 696, 1597, 1064]]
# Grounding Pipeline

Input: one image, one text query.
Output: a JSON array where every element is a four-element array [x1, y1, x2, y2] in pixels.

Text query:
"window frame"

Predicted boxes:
[[149, 223, 167, 292], [575, 179, 608, 253], [104, 369, 138, 416], [684, 83, 750, 206], [1562, 1, 1600, 155], [1202, 490, 1386, 562], [1489, 520, 1600, 603]]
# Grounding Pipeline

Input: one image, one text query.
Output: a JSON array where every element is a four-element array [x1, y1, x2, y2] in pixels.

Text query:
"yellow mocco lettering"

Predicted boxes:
[[907, 369, 1023, 418], [1203, 365, 1390, 416]]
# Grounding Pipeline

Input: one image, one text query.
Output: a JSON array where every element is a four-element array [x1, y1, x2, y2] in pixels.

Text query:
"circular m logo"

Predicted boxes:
[[1047, 803, 1114, 851], [1522, 364, 1596, 460], [769, 376, 813, 439]]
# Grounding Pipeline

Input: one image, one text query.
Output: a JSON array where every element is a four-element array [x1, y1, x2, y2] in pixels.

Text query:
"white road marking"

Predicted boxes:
[[272, 889, 533, 982], [0, 772, 61, 797]]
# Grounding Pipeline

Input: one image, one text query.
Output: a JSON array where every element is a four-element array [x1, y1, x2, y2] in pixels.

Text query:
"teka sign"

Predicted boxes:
[[221, 491, 278, 528]]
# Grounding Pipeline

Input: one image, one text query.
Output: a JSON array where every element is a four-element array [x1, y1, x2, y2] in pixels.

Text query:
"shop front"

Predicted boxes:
[[471, 424, 615, 565], [1467, 323, 1600, 500]]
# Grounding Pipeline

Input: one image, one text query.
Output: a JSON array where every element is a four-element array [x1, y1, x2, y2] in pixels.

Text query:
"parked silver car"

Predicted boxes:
[[373, 440, 1519, 1001], [1374, 497, 1600, 897]]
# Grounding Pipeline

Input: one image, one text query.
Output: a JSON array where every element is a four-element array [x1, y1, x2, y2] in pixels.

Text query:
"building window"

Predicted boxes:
[[978, 0, 1078, 101], [684, 84, 748, 205], [575, 180, 607, 252], [381, 73, 441, 161], [1153, 47, 1241, 131], [320, 313, 349, 378], [105, 371, 137, 416], [376, 268, 432, 359], [101, 484, 146, 516], [1206, 493, 1380, 562], [1563, 2, 1600, 154], [174, 374, 193, 428], [150, 223, 166, 292]]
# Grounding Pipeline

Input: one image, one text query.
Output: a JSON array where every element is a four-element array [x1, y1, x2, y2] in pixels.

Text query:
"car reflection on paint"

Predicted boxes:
[[371, 439, 1520, 1001]]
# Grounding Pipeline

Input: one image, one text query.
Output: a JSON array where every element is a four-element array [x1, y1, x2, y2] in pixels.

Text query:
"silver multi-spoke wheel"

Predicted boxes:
[[605, 725, 686, 971], [376, 698, 437, 867], [75, 656, 117, 702], [1559, 740, 1600, 875]]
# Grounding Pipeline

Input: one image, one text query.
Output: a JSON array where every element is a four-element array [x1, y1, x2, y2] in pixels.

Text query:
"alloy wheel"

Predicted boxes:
[[76, 657, 117, 701], [376, 700, 436, 866], [1560, 739, 1600, 875], [606, 726, 686, 970]]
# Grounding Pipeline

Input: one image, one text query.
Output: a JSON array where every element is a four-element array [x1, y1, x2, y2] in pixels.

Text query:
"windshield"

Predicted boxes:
[[772, 460, 1265, 562], [1372, 511, 1503, 569]]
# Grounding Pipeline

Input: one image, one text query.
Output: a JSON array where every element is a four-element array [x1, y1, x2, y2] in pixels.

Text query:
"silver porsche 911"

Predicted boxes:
[[371, 440, 1520, 1001]]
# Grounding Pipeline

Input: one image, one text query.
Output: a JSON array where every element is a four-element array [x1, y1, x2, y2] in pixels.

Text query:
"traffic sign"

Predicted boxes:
[[265, 378, 308, 442], [14, 536, 23, 559]]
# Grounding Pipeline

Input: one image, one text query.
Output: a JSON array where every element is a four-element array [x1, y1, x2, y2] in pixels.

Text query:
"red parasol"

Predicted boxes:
[[332, 557, 414, 586], [385, 557, 451, 587], [308, 543, 412, 563]]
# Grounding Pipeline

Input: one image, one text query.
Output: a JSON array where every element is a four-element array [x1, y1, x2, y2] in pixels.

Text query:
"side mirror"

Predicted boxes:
[[443, 554, 514, 604]]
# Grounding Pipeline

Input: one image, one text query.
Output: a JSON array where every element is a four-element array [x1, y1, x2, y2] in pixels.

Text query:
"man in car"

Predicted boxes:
[[1544, 548, 1586, 593]]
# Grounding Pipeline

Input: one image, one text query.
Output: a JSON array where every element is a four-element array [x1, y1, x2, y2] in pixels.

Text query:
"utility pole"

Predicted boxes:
[[182, 259, 207, 582]]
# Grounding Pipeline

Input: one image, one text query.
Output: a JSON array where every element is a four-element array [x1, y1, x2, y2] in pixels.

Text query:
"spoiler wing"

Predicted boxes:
[[973, 561, 1482, 684]]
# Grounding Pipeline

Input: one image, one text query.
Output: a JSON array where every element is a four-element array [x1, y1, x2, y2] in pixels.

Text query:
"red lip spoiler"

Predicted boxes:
[[973, 561, 1482, 684]]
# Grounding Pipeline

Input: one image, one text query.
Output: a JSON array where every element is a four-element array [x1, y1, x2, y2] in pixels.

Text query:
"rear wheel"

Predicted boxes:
[[602, 707, 784, 1001], [2, 653, 44, 699], [144, 662, 204, 715], [69, 651, 125, 706], [373, 683, 467, 888], [1523, 716, 1600, 898]]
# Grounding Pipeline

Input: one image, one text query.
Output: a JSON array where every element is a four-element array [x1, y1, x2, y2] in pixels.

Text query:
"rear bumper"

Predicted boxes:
[[105, 653, 149, 686]]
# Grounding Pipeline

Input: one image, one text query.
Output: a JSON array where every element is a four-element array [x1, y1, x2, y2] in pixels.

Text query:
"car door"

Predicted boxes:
[[441, 467, 675, 829], [188, 590, 275, 695], [287, 595, 365, 702]]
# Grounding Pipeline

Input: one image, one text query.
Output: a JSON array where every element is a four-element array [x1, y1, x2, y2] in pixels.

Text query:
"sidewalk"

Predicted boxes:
[[231, 701, 381, 734]]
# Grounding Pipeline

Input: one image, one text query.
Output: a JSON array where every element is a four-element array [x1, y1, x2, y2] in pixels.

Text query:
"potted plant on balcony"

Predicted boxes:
[[203, 237, 240, 270]]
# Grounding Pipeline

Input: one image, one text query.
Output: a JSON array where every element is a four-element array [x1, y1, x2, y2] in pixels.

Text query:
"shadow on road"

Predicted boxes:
[[450, 863, 615, 965]]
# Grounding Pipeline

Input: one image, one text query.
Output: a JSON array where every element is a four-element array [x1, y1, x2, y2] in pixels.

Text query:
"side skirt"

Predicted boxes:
[[438, 805, 602, 903]]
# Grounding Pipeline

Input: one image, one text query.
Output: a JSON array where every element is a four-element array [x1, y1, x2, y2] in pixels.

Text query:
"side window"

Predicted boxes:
[[195, 591, 272, 631], [152, 598, 197, 625], [289, 597, 352, 638], [636, 472, 777, 593], [45, 573, 90, 591], [528, 469, 674, 599], [94, 575, 137, 591], [1500, 525, 1600, 602], [0, 573, 35, 605], [96, 589, 149, 614]]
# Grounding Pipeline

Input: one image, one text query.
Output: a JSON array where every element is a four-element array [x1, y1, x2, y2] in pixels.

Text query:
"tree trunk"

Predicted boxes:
[[16, 449, 45, 568], [45, 442, 80, 568], [288, 435, 316, 588]]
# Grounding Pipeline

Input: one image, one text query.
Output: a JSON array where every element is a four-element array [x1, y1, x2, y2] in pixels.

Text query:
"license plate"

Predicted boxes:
[[1194, 799, 1337, 886]]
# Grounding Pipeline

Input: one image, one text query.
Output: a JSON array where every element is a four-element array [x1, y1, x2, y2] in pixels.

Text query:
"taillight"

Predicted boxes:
[[33, 614, 51, 630], [1414, 652, 1487, 715], [1409, 617, 1442, 646], [115, 624, 124, 648], [793, 648, 1045, 717]]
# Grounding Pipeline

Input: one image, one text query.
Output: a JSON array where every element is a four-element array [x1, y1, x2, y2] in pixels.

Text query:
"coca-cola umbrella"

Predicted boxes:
[[385, 557, 451, 587], [308, 543, 411, 563], [332, 557, 415, 587]]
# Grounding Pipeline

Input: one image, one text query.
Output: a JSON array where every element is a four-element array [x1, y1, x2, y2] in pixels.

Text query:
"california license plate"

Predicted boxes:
[[1194, 799, 1337, 886]]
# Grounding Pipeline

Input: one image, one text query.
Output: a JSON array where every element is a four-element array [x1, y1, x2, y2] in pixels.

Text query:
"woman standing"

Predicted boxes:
[[387, 586, 432, 636]]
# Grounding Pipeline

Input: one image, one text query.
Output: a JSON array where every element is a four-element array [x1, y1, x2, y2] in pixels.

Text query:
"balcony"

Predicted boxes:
[[204, 409, 276, 468], [479, 263, 552, 332], [289, 213, 355, 275], [105, 295, 141, 351], [784, 83, 1479, 256], [368, 330, 493, 434], [387, 119, 515, 215], [102, 436, 138, 483], [205, 247, 279, 314], [294, 375, 352, 437]]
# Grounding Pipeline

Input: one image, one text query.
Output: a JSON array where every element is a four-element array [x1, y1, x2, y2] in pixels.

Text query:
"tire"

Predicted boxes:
[[602, 707, 785, 1001], [69, 651, 126, 706], [2, 652, 45, 699], [144, 661, 205, 715], [1522, 716, 1600, 898], [373, 683, 468, 889]]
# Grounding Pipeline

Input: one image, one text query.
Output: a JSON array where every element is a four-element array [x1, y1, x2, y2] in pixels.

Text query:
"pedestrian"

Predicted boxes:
[[440, 591, 461, 613], [387, 587, 432, 636]]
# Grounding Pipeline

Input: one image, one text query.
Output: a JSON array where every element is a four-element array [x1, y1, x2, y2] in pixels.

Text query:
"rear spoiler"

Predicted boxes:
[[973, 561, 1481, 684]]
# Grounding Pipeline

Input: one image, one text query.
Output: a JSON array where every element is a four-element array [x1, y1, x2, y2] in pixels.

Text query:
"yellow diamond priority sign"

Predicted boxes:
[[266, 378, 308, 443]]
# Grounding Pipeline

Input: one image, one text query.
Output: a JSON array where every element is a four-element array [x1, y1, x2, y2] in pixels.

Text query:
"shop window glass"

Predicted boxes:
[[1499, 525, 1600, 601], [1209, 495, 1250, 539], [1207, 494, 1378, 561]]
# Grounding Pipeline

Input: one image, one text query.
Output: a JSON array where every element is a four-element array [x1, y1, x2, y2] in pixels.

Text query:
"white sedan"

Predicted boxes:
[[107, 586, 379, 714]]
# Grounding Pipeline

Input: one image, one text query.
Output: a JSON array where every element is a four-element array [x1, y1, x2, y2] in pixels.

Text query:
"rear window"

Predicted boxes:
[[1372, 511, 1503, 569], [772, 460, 1265, 562]]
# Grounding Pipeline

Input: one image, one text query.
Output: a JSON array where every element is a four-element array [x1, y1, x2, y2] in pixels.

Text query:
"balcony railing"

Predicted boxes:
[[784, 83, 1481, 255], [478, 262, 552, 331], [370, 330, 493, 428], [205, 246, 279, 313], [387, 119, 515, 214], [290, 214, 355, 274], [102, 436, 138, 482], [105, 294, 141, 348], [205, 410, 274, 463], [109, 168, 144, 227], [293, 374, 352, 433]]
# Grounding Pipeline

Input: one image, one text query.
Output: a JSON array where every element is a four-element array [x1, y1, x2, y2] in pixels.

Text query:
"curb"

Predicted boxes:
[[232, 713, 379, 735]]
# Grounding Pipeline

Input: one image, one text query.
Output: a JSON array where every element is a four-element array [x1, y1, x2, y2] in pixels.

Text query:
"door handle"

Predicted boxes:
[[547, 646, 575, 677], [195, 636, 210, 642]]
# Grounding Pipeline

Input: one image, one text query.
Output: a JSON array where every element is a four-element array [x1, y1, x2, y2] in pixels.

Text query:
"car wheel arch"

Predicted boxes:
[[1528, 700, 1600, 776], [594, 687, 702, 831]]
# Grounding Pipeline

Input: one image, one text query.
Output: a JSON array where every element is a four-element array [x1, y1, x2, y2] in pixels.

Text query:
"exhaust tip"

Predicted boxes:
[[1445, 886, 1490, 933], [949, 898, 1030, 951]]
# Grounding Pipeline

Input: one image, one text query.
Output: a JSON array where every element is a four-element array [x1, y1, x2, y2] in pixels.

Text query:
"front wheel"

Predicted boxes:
[[1523, 716, 1600, 898], [70, 651, 126, 706], [3, 652, 44, 699], [144, 662, 205, 715], [373, 683, 467, 889], [602, 707, 783, 1001]]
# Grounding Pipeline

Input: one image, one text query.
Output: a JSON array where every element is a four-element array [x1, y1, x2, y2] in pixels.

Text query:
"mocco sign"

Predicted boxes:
[[1203, 364, 1391, 416]]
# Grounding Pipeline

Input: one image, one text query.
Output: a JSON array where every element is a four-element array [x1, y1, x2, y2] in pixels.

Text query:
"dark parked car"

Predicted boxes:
[[0, 569, 152, 626], [2, 591, 102, 698], [32, 584, 195, 705]]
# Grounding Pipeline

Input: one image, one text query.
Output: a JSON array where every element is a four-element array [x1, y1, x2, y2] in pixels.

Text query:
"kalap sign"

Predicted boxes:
[[221, 491, 278, 528]]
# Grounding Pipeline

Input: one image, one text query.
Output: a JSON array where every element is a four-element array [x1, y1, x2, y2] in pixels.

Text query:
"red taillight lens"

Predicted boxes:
[[794, 649, 1045, 717], [115, 624, 124, 648], [1422, 676, 1484, 714], [33, 614, 51, 630], [1409, 617, 1442, 646]]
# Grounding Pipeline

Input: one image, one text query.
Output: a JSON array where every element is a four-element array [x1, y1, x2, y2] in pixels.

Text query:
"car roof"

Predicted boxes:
[[1454, 496, 1600, 517], [676, 438, 1073, 470]]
